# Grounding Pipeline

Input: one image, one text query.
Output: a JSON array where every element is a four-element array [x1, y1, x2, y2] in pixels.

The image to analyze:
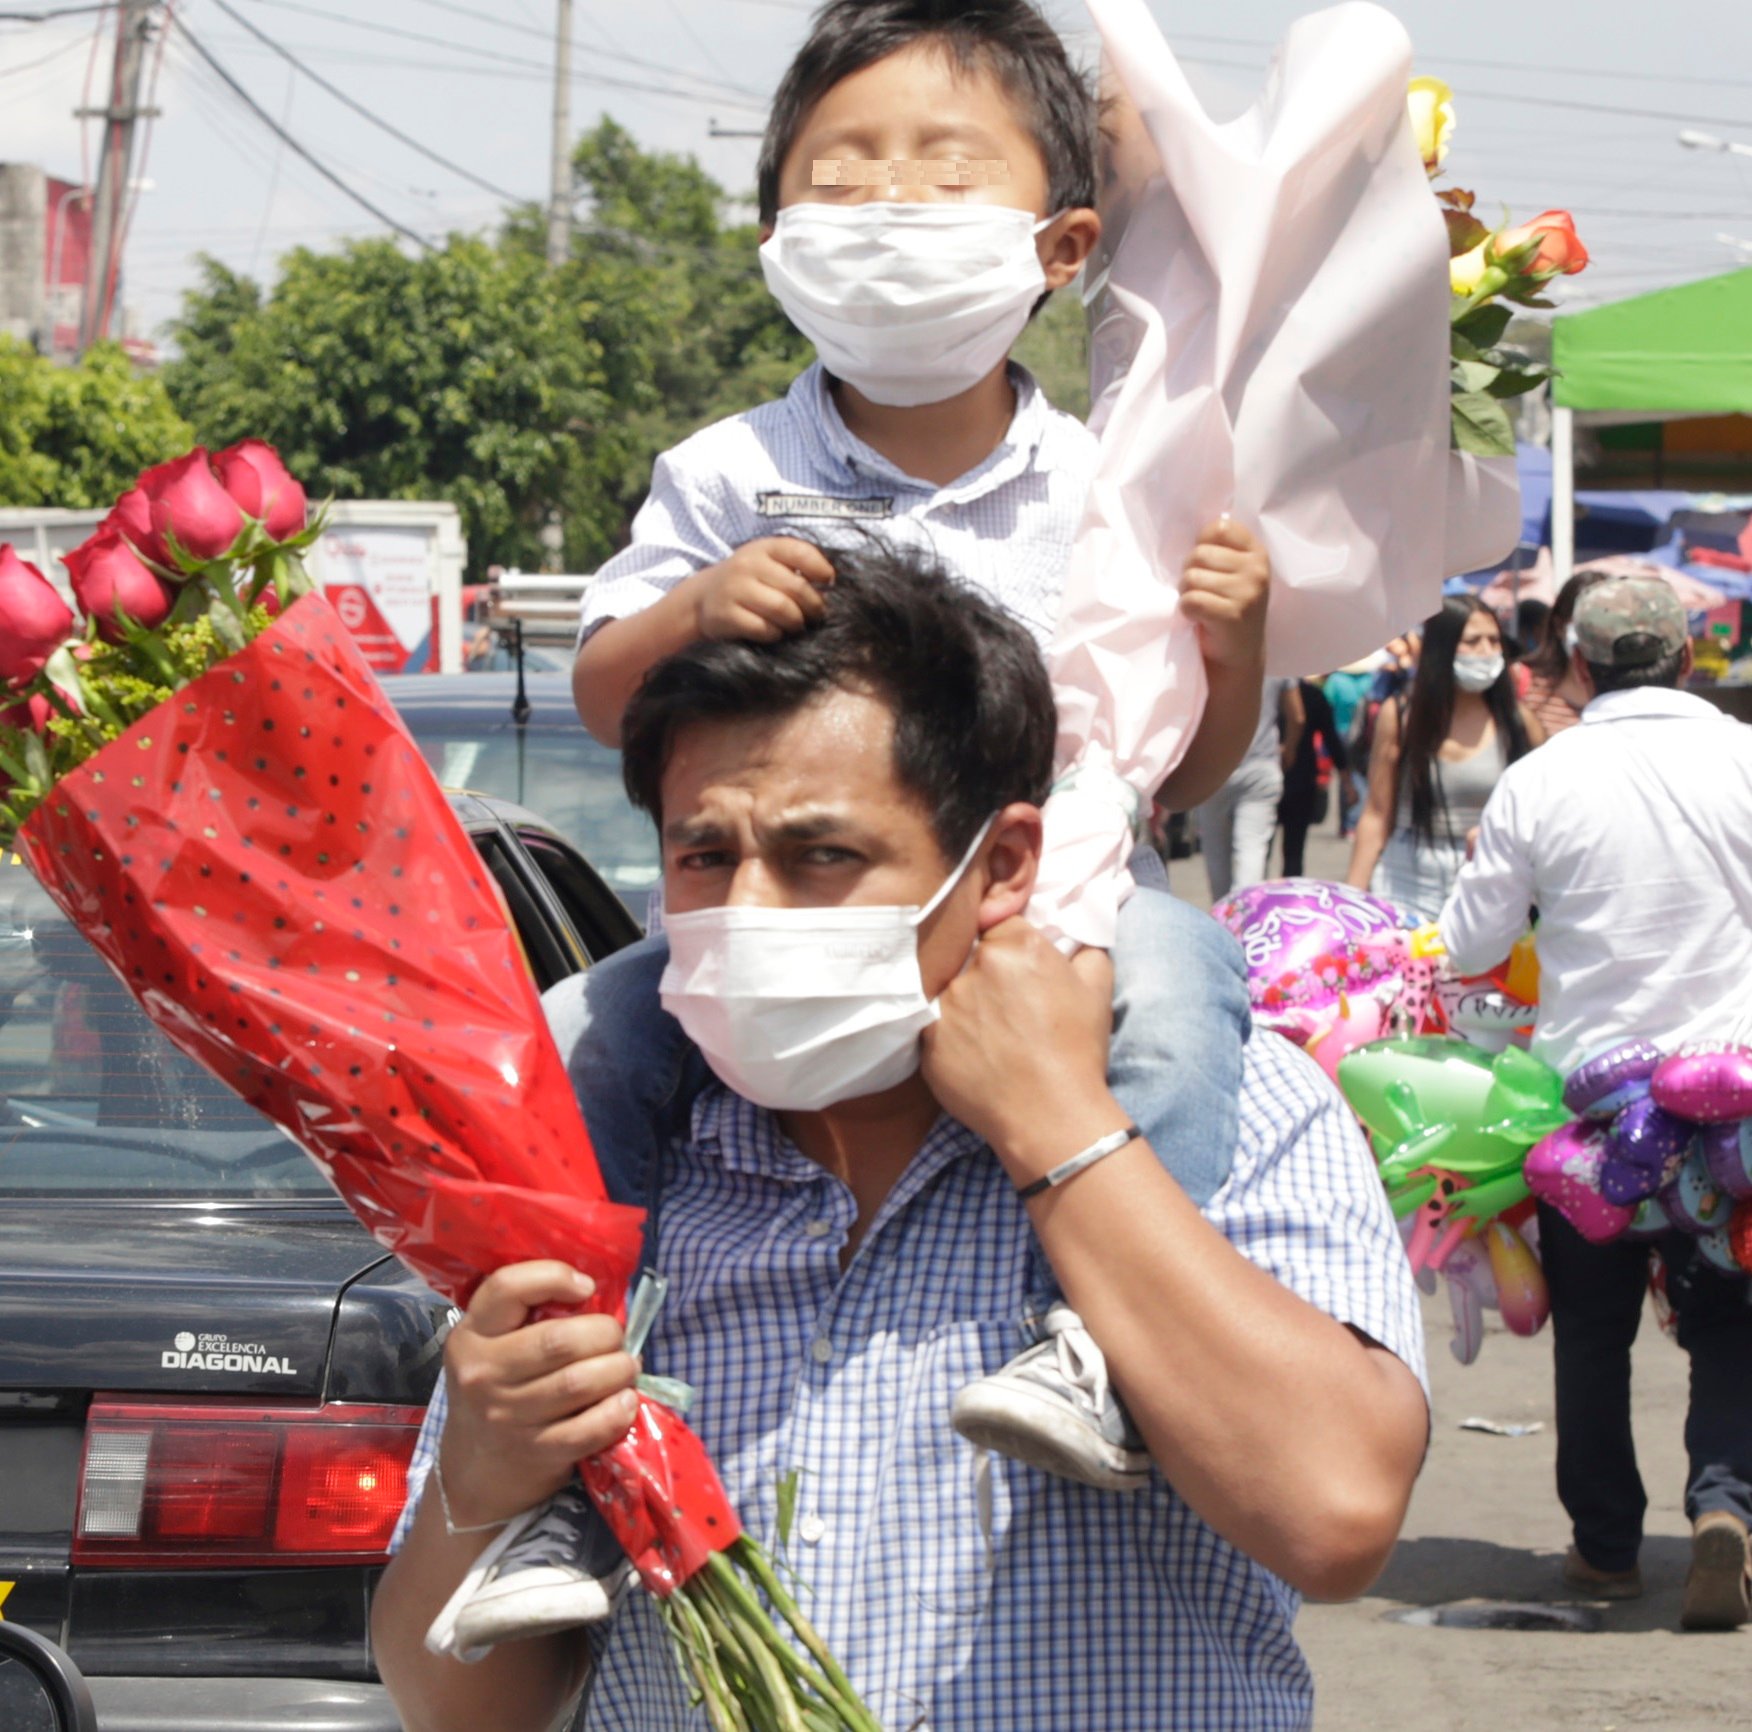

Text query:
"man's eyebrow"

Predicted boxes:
[[663, 817, 730, 847], [766, 811, 863, 844]]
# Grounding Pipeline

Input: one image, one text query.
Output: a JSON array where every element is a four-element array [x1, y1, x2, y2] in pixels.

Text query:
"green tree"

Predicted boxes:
[[164, 236, 627, 576], [0, 339, 193, 509]]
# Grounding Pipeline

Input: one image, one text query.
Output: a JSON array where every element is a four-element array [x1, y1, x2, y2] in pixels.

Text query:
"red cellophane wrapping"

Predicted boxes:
[[18, 593, 738, 1591]]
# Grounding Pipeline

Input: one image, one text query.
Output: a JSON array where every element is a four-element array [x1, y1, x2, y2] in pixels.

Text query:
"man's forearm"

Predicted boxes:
[[1155, 658, 1263, 813], [372, 1490, 590, 1732], [1003, 1101, 1427, 1599]]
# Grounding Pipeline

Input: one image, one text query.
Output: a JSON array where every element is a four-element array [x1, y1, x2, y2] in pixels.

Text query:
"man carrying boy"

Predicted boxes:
[[451, 0, 1279, 1654], [374, 548, 1431, 1732]]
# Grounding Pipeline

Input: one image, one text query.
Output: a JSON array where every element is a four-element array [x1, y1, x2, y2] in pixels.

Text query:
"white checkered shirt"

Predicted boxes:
[[393, 1032, 1426, 1730], [577, 361, 1098, 653]]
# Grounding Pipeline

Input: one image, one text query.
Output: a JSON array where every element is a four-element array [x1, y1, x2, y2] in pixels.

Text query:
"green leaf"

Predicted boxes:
[[1453, 303, 1513, 350], [1451, 360, 1500, 395], [1451, 390, 1517, 458]]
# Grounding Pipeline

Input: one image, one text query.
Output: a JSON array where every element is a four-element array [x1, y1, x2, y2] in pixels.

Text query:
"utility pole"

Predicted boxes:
[[546, 0, 573, 268], [76, 0, 160, 355]]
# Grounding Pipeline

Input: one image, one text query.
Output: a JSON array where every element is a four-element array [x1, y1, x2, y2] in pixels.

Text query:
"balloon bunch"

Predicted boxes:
[[1212, 880, 1551, 1363], [1211, 879, 1537, 1080], [1526, 1040, 1752, 1276], [1336, 1038, 1566, 1361]]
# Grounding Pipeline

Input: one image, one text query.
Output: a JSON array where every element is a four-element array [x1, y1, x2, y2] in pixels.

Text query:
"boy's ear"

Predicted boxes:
[[1039, 207, 1101, 293]]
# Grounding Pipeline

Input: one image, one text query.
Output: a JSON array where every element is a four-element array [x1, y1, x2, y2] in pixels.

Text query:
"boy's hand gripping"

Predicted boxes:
[[688, 537, 836, 644], [1181, 517, 1271, 671]]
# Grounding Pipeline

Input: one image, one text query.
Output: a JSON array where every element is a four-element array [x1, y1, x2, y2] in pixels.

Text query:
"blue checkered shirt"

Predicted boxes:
[[393, 1032, 1426, 1730], [577, 361, 1097, 653]]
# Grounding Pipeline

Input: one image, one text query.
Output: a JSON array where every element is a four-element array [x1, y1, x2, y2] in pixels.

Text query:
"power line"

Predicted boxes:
[[169, 14, 435, 248], [0, 21, 92, 74], [0, 3, 116, 19], [236, 0, 769, 109], [207, 0, 522, 203]]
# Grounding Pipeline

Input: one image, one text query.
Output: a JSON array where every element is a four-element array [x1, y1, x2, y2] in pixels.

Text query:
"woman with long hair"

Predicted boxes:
[[1521, 571, 1611, 738], [1346, 596, 1545, 921]]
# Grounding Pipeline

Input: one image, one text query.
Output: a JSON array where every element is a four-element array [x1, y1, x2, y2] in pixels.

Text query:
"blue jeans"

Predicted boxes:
[[541, 858, 1250, 1265]]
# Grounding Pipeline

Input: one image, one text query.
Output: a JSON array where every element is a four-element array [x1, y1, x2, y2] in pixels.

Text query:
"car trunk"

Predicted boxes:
[[0, 1200, 389, 1643]]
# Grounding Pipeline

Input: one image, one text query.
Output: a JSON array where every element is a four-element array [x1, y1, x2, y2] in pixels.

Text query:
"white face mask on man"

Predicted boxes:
[[658, 817, 994, 1112], [758, 202, 1057, 407]]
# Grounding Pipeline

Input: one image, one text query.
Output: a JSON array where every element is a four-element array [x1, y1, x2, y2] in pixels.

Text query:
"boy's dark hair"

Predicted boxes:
[[756, 0, 1098, 227], [1586, 642, 1688, 695], [621, 539, 1057, 860]]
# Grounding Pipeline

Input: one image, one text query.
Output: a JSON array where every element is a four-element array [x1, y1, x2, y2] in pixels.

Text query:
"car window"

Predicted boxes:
[[0, 871, 330, 1198], [517, 831, 644, 956], [400, 716, 660, 916]]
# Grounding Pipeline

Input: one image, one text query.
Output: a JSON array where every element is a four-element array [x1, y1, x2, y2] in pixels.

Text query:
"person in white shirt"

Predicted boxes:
[[1439, 574, 1752, 1631]]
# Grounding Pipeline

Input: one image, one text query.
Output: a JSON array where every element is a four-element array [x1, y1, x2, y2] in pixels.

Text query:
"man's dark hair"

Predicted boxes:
[[756, 0, 1099, 227], [1586, 640, 1688, 695], [621, 539, 1057, 859]]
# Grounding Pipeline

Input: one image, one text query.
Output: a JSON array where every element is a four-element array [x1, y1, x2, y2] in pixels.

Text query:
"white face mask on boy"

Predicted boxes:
[[758, 202, 1056, 407], [658, 817, 994, 1112]]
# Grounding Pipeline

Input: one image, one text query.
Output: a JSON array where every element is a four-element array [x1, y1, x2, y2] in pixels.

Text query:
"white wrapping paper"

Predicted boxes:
[[1028, 0, 1521, 952]]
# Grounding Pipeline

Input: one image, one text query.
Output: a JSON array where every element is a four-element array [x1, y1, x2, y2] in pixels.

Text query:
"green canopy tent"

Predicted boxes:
[[1549, 268, 1752, 578]]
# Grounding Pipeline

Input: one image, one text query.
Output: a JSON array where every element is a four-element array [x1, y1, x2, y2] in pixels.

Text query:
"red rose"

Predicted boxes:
[[1493, 210, 1589, 278], [135, 448, 245, 566], [104, 485, 171, 570], [64, 529, 177, 639], [0, 544, 76, 689], [214, 440, 308, 542]]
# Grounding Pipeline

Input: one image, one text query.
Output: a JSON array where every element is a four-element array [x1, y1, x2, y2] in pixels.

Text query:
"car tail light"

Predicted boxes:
[[73, 1398, 426, 1569]]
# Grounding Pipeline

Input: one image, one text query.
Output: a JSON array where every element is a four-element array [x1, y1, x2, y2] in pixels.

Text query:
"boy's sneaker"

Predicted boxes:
[[448, 1484, 632, 1654], [950, 1302, 1149, 1492], [1680, 1511, 1750, 1631]]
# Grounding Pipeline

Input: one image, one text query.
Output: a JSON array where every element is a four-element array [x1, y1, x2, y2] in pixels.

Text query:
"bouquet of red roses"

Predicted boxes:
[[0, 447, 877, 1731]]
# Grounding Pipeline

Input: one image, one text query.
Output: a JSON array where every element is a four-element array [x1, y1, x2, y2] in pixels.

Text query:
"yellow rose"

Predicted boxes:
[[1449, 240, 1491, 297], [1408, 76, 1456, 176]]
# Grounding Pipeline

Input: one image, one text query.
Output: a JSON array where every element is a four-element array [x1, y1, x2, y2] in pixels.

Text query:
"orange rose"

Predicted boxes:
[[1492, 210, 1589, 278]]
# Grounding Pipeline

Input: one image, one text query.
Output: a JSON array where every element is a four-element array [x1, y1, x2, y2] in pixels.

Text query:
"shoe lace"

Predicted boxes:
[[1039, 1304, 1112, 1419]]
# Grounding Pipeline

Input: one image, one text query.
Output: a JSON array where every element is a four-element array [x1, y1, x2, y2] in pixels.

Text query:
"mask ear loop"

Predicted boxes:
[[911, 813, 1001, 929]]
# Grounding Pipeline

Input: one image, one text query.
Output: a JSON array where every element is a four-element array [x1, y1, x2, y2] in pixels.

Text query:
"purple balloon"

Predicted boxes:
[[1601, 1096, 1693, 1205], [1651, 1043, 1752, 1124], [1563, 1039, 1663, 1121], [1697, 1121, 1752, 1201], [1210, 878, 1412, 1029]]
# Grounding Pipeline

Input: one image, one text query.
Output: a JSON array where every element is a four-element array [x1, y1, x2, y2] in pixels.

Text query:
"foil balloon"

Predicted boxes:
[[1625, 1195, 1673, 1241], [1732, 1200, 1752, 1273], [1439, 1237, 1496, 1366], [1563, 1039, 1663, 1121], [1524, 1121, 1636, 1245], [1697, 1120, 1752, 1201], [1650, 1043, 1752, 1124], [1337, 1037, 1568, 1270], [1600, 1096, 1693, 1205], [1210, 879, 1421, 1079], [1483, 1220, 1549, 1337], [1661, 1150, 1735, 1236]]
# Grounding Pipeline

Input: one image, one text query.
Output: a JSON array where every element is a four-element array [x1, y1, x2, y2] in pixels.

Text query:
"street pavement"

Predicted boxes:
[[1171, 819, 1749, 1731]]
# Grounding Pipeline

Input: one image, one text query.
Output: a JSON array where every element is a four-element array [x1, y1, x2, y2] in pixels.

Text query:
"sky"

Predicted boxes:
[[1, 0, 1750, 347]]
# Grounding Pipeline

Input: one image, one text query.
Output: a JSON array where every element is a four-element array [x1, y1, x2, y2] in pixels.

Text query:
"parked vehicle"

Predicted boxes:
[[385, 671, 660, 930], [0, 781, 640, 1731]]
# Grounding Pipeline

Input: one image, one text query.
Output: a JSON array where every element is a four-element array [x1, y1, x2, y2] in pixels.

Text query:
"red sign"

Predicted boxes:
[[322, 582, 409, 673]]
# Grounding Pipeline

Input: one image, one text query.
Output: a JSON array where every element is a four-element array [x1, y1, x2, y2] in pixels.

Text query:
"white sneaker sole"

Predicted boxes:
[[450, 1563, 631, 1650], [951, 1382, 1148, 1492]]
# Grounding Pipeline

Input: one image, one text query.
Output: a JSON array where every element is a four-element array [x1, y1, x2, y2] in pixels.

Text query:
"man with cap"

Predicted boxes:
[[1439, 574, 1752, 1629]]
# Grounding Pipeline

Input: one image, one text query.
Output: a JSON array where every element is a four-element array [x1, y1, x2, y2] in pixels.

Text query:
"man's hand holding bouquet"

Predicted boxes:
[[0, 447, 877, 1731]]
